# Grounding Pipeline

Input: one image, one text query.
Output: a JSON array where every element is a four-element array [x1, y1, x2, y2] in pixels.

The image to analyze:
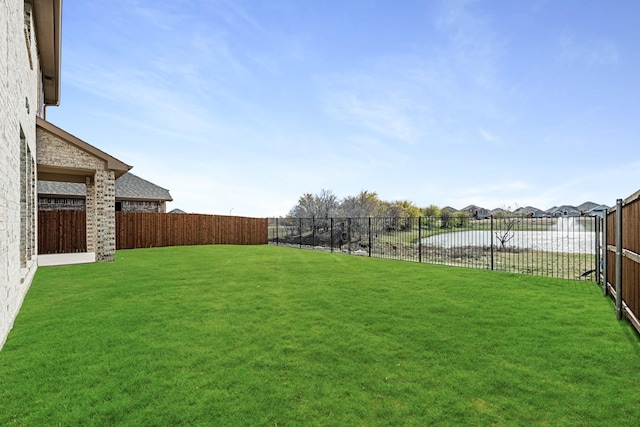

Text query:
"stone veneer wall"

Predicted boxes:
[[38, 198, 164, 213], [37, 131, 117, 263], [38, 196, 86, 211], [122, 200, 164, 213], [0, 1, 40, 349]]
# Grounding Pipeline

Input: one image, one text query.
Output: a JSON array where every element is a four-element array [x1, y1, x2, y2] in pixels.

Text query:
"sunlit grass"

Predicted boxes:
[[1, 245, 638, 425]]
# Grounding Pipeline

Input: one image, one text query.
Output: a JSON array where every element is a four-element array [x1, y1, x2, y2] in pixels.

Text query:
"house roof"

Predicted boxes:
[[587, 204, 609, 213], [514, 206, 545, 215], [576, 201, 601, 212], [38, 172, 173, 202], [460, 205, 489, 213], [31, 0, 62, 106], [546, 205, 582, 216], [116, 173, 172, 201], [547, 205, 580, 213]]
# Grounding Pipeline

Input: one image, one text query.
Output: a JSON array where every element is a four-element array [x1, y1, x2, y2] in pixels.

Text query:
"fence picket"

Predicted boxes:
[[606, 194, 640, 333], [38, 211, 267, 254]]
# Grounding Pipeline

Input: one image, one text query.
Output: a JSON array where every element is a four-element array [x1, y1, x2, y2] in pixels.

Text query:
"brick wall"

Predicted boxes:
[[37, 130, 118, 263], [121, 200, 164, 213], [39, 196, 86, 211], [1, 0, 40, 349], [38, 198, 165, 213]]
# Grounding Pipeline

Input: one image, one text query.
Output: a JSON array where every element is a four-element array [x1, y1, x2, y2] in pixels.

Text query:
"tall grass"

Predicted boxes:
[[1, 245, 638, 425]]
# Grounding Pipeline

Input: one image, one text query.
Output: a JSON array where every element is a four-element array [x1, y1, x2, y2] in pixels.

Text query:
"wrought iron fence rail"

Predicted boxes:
[[269, 216, 599, 281]]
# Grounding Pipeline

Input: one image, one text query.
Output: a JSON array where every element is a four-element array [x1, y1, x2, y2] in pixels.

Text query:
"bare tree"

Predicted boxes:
[[340, 190, 381, 218], [494, 217, 520, 249]]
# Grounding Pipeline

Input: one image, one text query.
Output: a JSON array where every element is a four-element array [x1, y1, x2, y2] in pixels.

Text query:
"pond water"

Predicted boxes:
[[421, 218, 596, 254]]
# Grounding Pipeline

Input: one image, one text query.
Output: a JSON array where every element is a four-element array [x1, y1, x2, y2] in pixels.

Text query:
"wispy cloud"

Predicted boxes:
[[434, 0, 504, 92], [559, 33, 619, 66], [319, 3, 507, 150], [322, 89, 424, 144], [479, 127, 501, 145], [50, 1, 640, 216]]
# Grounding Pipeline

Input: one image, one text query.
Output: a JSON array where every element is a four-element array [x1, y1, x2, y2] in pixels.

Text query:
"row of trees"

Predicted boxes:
[[289, 190, 419, 219], [287, 189, 472, 226], [286, 189, 520, 245]]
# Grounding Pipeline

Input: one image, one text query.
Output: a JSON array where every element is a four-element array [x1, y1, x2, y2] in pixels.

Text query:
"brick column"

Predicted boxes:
[[94, 170, 116, 262], [85, 176, 97, 254]]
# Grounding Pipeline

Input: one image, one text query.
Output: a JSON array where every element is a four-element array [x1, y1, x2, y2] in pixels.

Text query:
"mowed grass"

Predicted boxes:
[[1, 245, 639, 426]]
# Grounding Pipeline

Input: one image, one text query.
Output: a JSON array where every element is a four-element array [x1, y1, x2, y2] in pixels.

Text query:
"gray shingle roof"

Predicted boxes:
[[38, 172, 173, 202]]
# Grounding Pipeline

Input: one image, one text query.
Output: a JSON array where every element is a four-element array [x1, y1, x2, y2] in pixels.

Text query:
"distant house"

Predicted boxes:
[[169, 208, 187, 214], [547, 205, 581, 217], [514, 206, 547, 218], [441, 206, 458, 215], [586, 204, 610, 217], [38, 172, 172, 213], [576, 201, 600, 213], [461, 204, 490, 220]]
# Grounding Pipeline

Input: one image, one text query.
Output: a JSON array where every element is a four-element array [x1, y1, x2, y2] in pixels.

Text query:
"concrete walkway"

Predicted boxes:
[[38, 252, 96, 267]]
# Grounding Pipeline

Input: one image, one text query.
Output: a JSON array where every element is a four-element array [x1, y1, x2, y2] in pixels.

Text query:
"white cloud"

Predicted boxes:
[[479, 128, 500, 145]]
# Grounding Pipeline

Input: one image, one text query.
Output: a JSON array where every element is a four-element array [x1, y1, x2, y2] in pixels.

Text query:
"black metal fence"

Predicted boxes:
[[269, 216, 599, 281]]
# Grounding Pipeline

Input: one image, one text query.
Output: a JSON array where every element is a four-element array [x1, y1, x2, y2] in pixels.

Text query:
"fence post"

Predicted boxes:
[[347, 218, 352, 253], [312, 217, 316, 247], [276, 217, 279, 246], [594, 216, 600, 285], [330, 218, 334, 253], [602, 211, 608, 296], [490, 215, 494, 270], [368, 217, 372, 257], [418, 217, 422, 263], [615, 199, 623, 320], [299, 217, 303, 249]]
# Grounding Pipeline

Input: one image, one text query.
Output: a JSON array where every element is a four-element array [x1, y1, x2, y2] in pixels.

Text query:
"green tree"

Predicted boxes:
[[423, 205, 441, 218], [440, 209, 453, 229], [453, 211, 470, 228]]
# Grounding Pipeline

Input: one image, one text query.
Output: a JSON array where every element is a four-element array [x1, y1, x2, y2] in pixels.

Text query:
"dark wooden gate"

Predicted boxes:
[[38, 210, 86, 254]]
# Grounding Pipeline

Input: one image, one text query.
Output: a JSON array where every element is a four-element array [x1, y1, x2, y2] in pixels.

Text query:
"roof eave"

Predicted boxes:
[[31, 0, 62, 106]]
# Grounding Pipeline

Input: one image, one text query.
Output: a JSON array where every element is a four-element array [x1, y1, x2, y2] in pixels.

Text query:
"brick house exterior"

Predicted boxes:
[[1, 0, 62, 348], [36, 119, 131, 261], [1, 1, 133, 350], [38, 172, 173, 213]]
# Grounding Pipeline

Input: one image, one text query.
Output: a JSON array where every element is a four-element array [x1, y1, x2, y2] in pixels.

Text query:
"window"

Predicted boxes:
[[19, 127, 36, 268], [115, 201, 123, 212], [19, 129, 27, 267]]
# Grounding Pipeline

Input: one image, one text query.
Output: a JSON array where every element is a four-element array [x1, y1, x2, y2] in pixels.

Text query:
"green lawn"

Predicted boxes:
[[1, 245, 639, 426]]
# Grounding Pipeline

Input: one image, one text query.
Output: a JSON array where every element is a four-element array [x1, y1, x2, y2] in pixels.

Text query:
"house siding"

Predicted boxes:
[[39, 196, 85, 210], [38, 197, 165, 213], [0, 0, 40, 348], [120, 200, 165, 213]]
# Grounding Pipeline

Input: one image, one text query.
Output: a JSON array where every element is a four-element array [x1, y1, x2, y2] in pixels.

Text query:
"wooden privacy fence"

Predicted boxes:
[[115, 212, 268, 249], [604, 191, 640, 334], [38, 210, 87, 254], [38, 211, 267, 254]]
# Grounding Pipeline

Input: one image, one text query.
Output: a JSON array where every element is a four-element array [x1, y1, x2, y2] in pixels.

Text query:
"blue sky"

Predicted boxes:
[[47, 0, 640, 217]]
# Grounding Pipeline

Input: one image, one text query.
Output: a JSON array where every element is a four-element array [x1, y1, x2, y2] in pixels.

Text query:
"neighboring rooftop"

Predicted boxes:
[[38, 172, 173, 202]]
